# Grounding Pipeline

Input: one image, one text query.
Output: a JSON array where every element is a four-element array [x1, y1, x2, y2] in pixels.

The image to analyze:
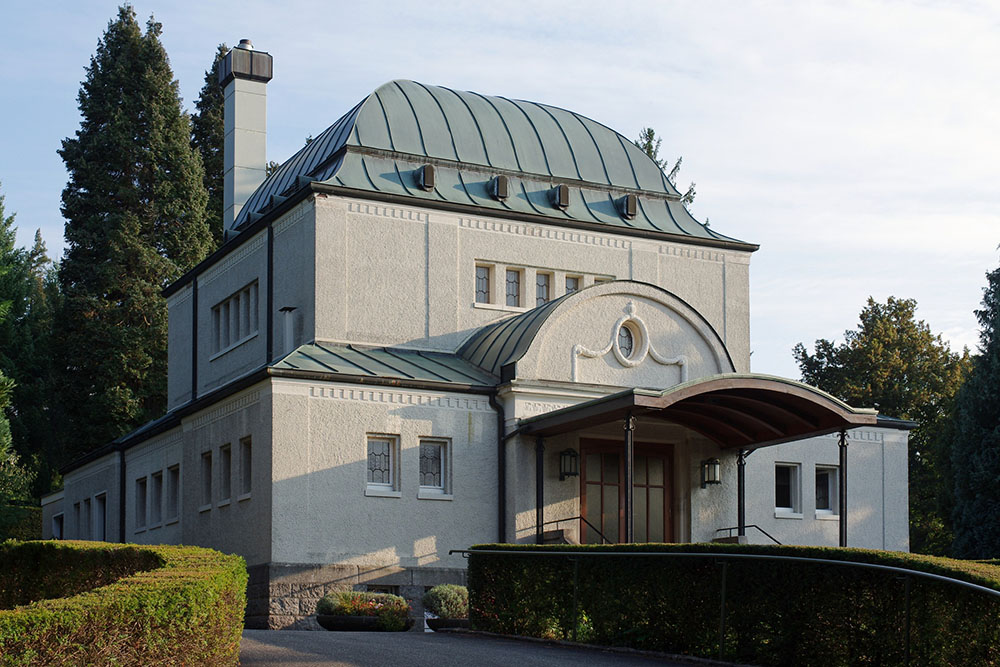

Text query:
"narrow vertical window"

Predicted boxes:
[[506, 269, 521, 307], [83, 498, 91, 540], [816, 466, 839, 514], [220, 444, 232, 502], [201, 451, 213, 509], [536, 273, 551, 307], [94, 493, 107, 541], [240, 437, 252, 497], [135, 478, 147, 531], [52, 514, 64, 540], [73, 502, 80, 539], [151, 471, 163, 525], [475, 265, 490, 304], [565, 276, 580, 294], [167, 465, 180, 521], [366, 435, 399, 496], [775, 464, 801, 513]]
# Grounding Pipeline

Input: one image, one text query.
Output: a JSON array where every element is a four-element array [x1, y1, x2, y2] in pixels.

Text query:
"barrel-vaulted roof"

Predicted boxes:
[[237, 80, 753, 249]]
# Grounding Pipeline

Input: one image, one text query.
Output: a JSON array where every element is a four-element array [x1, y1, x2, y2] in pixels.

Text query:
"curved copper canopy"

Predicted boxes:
[[517, 374, 878, 449]]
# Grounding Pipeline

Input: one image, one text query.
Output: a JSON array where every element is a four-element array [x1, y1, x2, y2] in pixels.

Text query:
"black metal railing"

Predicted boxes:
[[538, 515, 610, 545], [715, 524, 782, 545]]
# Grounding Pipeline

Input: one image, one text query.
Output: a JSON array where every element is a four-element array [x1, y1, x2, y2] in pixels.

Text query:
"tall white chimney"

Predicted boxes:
[[219, 39, 273, 241]]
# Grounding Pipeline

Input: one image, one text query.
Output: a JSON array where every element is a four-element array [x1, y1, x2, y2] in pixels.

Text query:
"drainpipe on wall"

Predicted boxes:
[[488, 392, 507, 543], [118, 446, 126, 543]]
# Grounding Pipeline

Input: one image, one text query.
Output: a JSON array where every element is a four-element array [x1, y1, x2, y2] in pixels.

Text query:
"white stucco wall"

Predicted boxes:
[[269, 378, 497, 569]]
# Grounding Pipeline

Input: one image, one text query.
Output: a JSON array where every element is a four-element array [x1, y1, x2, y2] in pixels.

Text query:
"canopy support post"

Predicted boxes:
[[535, 436, 544, 545], [737, 450, 748, 539], [839, 429, 848, 547], [624, 412, 635, 543]]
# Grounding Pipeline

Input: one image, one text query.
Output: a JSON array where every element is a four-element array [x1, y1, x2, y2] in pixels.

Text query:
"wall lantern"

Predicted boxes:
[[559, 449, 580, 481], [700, 458, 722, 489]]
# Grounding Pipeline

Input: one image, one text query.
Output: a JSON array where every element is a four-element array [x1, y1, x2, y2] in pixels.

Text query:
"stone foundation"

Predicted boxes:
[[246, 562, 467, 630]]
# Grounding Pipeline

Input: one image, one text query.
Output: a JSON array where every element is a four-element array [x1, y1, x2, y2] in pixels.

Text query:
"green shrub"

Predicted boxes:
[[317, 591, 410, 631], [0, 540, 247, 666], [423, 584, 468, 619], [0, 505, 41, 542], [468, 543, 1000, 665]]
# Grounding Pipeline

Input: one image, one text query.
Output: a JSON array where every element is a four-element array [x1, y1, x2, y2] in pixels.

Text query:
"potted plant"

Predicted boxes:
[[422, 584, 469, 631], [315, 591, 413, 631]]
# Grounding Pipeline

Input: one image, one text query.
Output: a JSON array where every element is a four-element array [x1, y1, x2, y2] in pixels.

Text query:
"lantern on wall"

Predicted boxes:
[[559, 449, 580, 481], [701, 458, 722, 489]]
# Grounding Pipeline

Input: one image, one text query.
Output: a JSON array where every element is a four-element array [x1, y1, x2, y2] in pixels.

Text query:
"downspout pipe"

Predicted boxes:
[[118, 446, 126, 543], [488, 392, 507, 543]]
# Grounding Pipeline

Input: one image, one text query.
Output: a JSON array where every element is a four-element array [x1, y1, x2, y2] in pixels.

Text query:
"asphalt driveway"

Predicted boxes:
[[240, 629, 700, 666]]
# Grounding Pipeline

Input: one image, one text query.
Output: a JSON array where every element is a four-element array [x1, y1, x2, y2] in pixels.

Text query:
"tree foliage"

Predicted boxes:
[[191, 43, 228, 248], [634, 127, 695, 206], [794, 297, 969, 555], [951, 262, 1000, 558], [57, 6, 211, 461]]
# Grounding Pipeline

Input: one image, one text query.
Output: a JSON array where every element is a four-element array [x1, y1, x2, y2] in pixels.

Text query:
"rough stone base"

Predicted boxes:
[[245, 562, 467, 630]]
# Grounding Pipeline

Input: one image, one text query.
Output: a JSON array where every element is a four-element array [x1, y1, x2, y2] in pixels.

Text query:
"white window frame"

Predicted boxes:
[[505, 268, 523, 308], [815, 465, 840, 518], [475, 264, 492, 304], [774, 463, 802, 518], [365, 434, 401, 498], [417, 438, 453, 500]]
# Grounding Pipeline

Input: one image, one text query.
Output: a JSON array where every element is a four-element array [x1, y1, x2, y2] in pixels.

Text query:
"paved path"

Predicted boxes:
[[241, 629, 697, 666]]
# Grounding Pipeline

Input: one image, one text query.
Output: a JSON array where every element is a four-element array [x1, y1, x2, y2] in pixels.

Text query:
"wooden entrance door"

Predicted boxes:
[[580, 439, 673, 544]]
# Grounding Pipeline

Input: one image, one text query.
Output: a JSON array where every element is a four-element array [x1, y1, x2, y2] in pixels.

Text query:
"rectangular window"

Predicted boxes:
[[135, 478, 147, 531], [94, 493, 107, 541], [150, 471, 163, 525], [366, 435, 399, 496], [535, 272, 551, 307], [240, 437, 252, 497], [220, 444, 232, 503], [505, 269, 521, 307], [166, 465, 180, 521], [418, 439, 450, 496], [201, 451, 213, 509], [212, 281, 259, 354], [73, 502, 80, 539], [816, 466, 839, 514], [83, 498, 91, 539], [475, 265, 491, 304], [52, 513, 64, 540], [565, 276, 580, 294], [775, 464, 801, 514]]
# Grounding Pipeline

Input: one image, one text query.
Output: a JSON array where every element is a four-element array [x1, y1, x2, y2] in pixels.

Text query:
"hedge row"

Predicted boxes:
[[0, 540, 247, 666], [0, 505, 41, 542], [468, 543, 1000, 666]]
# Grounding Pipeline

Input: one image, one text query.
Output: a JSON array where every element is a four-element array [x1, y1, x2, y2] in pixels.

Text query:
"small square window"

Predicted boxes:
[[535, 272, 551, 307], [475, 265, 491, 304], [506, 269, 521, 307], [135, 478, 147, 531], [366, 435, 400, 496], [775, 463, 801, 514], [418, 439, 451, 496], [816, 466, 839, 514], [565, 276, 580, 294]]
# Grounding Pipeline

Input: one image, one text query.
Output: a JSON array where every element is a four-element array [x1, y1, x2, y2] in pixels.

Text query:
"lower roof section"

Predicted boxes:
[[515, 374, 879, 449]]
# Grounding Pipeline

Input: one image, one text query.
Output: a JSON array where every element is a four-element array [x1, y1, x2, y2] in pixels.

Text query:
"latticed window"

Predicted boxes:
[[565, 276, 580, 293], [536, 273, 551, 307], [475, 266, 490, 303], [506, 270, 521, 307], [420, 440, 446, 490], [618, 325, 634, 358], [367, 437, 395, 486]]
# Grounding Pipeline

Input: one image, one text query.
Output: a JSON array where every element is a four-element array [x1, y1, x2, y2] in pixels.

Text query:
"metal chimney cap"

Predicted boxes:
[[237, 39, 254, 50]]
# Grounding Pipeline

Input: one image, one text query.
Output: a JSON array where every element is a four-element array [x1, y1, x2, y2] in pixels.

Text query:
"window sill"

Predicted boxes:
[[209, 331, 259, 362], [198, 504, 212, 513], [774, 511, 803, 520], [237, 492, 252, 502], [165, 517, 179, 526], [473, 302, 529, 314], [149, 522, 162, 531], [134, 527, 146, 534], [417, 490, 453, 501], [815, 511, 840, 521], [217, 499, 231, 508], [365, 487, 401, 498]]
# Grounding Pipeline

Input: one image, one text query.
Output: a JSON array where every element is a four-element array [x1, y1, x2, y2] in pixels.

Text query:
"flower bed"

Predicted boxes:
[[316, 591, 411, 631]]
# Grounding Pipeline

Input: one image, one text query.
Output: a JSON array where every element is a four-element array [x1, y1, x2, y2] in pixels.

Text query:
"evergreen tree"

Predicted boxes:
[[794, 297, 969, 555], [57, 6, 211, 460], [0, 183, 20, 463], [191, 43, 228, 248], [634, 127, 696, 206], [951, 262, 1000, 558]]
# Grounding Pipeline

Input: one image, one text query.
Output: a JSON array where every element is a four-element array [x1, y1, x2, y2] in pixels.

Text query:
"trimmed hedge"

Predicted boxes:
[[468, 543, 1000, 666], [0, 505, 41, 542], [0, 540, 247, 666]]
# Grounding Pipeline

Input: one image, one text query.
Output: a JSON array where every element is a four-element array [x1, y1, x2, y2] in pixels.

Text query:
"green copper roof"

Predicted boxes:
[[237, 81, 752, 248]]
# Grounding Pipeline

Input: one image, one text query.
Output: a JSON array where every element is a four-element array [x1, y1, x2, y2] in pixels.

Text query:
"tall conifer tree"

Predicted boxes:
[[191, 43, 228, 248], [57, 6, 211, 459], [951, 263, 1000, 557]]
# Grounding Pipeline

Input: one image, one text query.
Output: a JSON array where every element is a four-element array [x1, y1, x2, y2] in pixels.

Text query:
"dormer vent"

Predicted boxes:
[[489, 175, 509, 201], [550, 183, 569, 210], [417, 164, 435, 191], [618, 194, 637, 220]]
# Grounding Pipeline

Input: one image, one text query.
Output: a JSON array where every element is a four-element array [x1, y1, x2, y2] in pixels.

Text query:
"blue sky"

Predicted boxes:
[[1, 0, 997, 378]]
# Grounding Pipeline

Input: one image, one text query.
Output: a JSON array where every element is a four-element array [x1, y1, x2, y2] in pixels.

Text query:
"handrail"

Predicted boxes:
[[715, 525, 782, 545], [538, 515, 610, 545], [447, 548, 1000, 599]]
